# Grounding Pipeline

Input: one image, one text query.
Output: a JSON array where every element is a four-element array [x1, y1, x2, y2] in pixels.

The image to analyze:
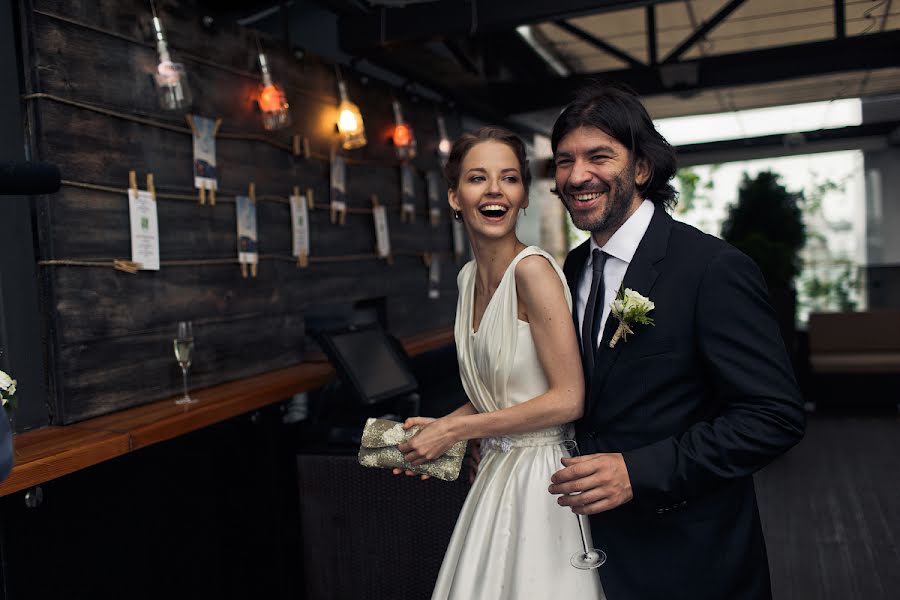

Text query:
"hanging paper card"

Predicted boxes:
[[236, 195, 259, 274], [452, 217, 466, 260], [426, 170, 442, 227], [128, 188, 160, 270], [400, 165, 416, 224], [428, 254, 441, 299], [372, 197, 391, 260], [330, 155, 347, 225], [290, 189, 310, 266], [188, 115, 221, 204]]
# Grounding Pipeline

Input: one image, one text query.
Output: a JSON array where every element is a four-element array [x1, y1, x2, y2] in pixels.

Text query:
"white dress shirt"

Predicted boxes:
[[576, 199, 655, 350]]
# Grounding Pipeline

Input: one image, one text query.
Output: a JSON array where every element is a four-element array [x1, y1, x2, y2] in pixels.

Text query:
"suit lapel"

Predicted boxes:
[[563, 240, 590, 349], [586, 208, 673, 418]]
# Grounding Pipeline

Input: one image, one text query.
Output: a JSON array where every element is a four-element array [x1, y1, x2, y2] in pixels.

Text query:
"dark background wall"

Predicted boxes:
[[12, 0, 465, 430]]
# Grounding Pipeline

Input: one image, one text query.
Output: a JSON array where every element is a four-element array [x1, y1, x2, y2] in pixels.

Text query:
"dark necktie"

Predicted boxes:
[[582, 249, 607, 374]]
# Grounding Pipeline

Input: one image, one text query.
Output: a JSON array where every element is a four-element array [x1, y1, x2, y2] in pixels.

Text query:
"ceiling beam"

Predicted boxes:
[[834, 0, 846, 39], [338, 0, 681, 52], [662, 0, 746, 64], [361, 48, 546, 140], [676, 121, 900, 166], [553, 20, 644, 70], [443, 39, 481, 77], [646, 5, 657, 65], [467, 30, 900, 113]]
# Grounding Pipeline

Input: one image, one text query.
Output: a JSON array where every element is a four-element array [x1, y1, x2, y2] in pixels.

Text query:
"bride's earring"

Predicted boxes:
[[453, 210, 462, 221]]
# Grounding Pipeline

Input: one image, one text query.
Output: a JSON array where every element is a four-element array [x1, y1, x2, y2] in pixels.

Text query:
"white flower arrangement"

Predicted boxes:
[[0, 370, 17, 414], [609, 286, 655, 348]]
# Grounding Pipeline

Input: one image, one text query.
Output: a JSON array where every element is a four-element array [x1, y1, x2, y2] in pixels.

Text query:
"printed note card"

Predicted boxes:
[[236, 195, 259, 265], [128, 189, 160, 270]]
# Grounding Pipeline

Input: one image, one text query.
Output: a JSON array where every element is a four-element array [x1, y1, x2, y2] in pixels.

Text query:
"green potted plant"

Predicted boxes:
[[721, 171, 806, 355]]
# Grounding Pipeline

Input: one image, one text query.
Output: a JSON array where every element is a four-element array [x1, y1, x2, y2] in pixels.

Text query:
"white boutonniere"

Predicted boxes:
[[609, 286, 655, 348], [0, 369, 17, 414]]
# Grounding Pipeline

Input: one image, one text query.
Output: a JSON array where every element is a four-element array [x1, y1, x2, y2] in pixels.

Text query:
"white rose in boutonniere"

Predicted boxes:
[[0, 369, 17, 414], [609, 286, 655, 348]]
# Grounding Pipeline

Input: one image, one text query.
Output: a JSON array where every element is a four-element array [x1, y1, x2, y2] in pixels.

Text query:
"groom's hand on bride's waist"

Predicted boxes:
[[549, 453, 634, 515]]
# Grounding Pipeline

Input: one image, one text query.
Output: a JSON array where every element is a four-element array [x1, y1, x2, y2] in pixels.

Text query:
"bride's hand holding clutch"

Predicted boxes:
[[391, 416, 436, 479], [399, 415, 463, 467]]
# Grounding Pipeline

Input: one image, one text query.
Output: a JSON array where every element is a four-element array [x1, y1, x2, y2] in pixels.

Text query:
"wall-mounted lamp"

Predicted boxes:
[[151, 7, 191, 110], [436, 114, 452, 166], [337, 79, 366, 149], [257, 51, 291, 131], [392, 100, 417, 160]]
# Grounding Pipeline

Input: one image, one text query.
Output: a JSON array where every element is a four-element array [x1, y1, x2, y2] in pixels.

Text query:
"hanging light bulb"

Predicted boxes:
[[257, 51, 291, 131], [336, 79, 366, 149], [436, 114, 452, 166], [151, 5, 191, 110], [392, 100, 417, 160]]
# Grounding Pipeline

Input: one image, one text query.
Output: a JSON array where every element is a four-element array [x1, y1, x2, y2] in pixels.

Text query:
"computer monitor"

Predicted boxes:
[[315, 324, 418, 405]]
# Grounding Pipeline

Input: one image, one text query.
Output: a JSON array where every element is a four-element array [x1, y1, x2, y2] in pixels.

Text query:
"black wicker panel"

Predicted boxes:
[[296, 454, 469, 600]]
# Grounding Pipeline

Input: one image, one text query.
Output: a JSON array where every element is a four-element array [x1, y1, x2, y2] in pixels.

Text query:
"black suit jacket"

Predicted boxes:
[[563, 208, 805, 600]]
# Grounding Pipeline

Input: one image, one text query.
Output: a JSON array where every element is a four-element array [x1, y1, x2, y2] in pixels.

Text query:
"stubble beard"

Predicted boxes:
[[564, 163, 636, 235]]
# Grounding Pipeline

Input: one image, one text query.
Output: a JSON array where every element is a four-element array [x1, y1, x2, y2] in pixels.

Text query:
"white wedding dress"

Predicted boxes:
[[432, 246, 605, 599]]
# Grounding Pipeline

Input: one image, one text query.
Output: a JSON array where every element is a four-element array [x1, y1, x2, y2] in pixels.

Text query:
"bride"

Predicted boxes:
[[397, 127, 605, 599]]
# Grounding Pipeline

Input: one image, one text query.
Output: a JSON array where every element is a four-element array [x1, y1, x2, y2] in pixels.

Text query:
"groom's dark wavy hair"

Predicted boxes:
[[551, 81, 678, 210]]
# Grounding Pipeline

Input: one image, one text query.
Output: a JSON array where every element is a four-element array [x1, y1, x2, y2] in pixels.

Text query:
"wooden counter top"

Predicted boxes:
[[0, 327, 454, 496]]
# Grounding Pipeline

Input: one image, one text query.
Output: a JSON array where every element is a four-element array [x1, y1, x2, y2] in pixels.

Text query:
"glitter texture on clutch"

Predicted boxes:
[[358, 418, 467, 481]]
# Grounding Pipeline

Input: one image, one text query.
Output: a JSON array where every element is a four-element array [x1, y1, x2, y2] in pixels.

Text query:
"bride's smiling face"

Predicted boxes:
[[449, 140, 528, 240]]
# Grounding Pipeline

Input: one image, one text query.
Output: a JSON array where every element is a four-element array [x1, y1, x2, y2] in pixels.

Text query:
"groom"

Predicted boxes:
[[548, 82, 805, 599]]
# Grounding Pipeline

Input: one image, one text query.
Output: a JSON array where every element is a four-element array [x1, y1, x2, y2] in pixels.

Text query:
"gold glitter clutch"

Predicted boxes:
[[358, 418, 467, 482]]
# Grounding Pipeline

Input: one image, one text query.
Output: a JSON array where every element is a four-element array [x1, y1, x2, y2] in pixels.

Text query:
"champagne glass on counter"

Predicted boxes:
[[173, 321, 196, 405]]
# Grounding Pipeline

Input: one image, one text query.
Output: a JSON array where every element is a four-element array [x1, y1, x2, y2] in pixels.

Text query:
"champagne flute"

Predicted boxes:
[[559, 439, 607, 569], [173, 321, 196, 405]]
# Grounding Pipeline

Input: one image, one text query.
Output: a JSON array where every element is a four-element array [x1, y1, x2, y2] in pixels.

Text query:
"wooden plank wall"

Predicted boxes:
[[19, 0, 464, 426]]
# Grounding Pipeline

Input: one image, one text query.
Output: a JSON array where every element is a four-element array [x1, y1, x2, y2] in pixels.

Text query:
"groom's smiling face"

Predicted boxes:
[[554, 126, 648, 241]]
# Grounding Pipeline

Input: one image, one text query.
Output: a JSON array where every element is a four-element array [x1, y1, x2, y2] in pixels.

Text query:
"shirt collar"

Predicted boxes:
[[589, 199, 655, 264]]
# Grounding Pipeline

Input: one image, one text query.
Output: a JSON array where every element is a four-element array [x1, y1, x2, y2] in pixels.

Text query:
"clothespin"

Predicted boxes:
[[113, 260, 140, 274], [306, 187, 315, 210], [423, 252, 432, 268], [146, 173, 156, 202], [292, 135, 311, 159], [330, 200, 347, 225], [401, 203, 415, 224], [129, 170, 138, 196]]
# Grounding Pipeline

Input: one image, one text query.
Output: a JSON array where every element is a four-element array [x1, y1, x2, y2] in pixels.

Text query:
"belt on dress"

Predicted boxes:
[[480, 427, 570, 453]]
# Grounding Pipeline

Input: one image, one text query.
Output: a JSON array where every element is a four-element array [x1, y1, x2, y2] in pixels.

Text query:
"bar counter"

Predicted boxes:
[[0, 327, 454, 496]]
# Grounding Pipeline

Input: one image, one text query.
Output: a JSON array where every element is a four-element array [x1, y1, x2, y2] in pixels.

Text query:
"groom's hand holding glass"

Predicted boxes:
[[550, 452, 634, 515]]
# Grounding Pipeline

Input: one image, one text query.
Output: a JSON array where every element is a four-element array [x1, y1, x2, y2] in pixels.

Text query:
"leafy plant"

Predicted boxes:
[[721, 171, 806, 290]]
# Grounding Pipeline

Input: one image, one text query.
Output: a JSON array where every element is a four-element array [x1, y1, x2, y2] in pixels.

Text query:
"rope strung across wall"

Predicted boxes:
[[23, 93, 434, 173], [38, 250, 455, 273], [58, 179, 439, 218]]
